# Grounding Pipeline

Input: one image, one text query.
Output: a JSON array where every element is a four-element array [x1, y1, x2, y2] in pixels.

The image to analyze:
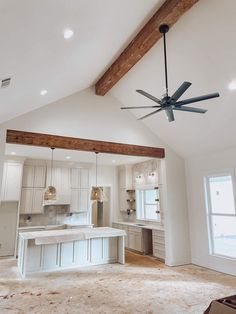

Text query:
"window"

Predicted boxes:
[[136, 188, 160, 221], [205, 173, 236, 259]]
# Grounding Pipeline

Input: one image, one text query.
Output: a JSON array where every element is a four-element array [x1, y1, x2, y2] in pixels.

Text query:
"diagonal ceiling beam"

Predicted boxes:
[[95, 0, 199, 96]]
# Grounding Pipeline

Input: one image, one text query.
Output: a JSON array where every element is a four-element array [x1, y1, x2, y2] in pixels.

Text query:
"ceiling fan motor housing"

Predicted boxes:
[[159, 24, 169, 34]]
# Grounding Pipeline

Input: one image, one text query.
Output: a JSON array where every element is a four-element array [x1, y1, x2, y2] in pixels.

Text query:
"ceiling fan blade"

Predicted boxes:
[[165, 108, 175, 122], [176, 92, 220, 106], [173, 106, 207, 114], [136, 89, 162, 104], [138, 108, 163, 120], [120, 105, 160, 109], [170, 81, 192, 102]]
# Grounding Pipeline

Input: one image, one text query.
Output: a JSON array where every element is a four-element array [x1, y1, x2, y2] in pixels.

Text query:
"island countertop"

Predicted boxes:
[[19, 227, 126, 245]]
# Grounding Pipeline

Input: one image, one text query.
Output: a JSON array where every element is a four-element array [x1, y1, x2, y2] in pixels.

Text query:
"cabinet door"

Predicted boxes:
[[134, 232, 142, 252], [3, 163, 22, 201], [70, 189, 80, 212], [71, 168, 80, 188], [34, 166, 46, 188], [22, 166, 34, 188], [32, 188, 44, 214], [128, 231, 136, 250], [80, 189, 89, 212], [61, 168, 70, 193], [119, 188, 127, 212], [20, 188, 33, 214], [80, 169, 89, 188]]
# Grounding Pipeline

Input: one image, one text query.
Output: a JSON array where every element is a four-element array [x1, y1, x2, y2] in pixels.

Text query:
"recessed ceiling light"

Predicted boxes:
[[40, 89, 47, 96], [228, 80, 236, 90], [11, 152, 16, 155], [66, 156, 71, 160], [63, 28, 74, 40], [112, 160, 116, 163]]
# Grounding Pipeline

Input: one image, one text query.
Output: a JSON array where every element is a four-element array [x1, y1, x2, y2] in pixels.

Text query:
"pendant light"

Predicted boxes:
[[90, 152, 105, 202], [44, 147, 57, 201]]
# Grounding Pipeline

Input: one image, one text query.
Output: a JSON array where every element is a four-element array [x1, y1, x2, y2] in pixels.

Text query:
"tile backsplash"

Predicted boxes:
[[19, 205, 90, 227]]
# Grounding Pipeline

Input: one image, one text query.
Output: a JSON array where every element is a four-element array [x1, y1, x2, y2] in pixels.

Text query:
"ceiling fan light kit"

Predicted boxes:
[[121, 24, 220, 122]]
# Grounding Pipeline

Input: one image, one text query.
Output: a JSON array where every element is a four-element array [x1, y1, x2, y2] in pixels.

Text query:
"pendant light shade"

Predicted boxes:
[[44, 147, 57, 201], [90, 152, 105, 202]]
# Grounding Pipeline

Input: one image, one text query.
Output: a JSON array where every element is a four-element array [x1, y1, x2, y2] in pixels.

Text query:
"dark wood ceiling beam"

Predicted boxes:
[[6, 130, 165, 158], [95, 0, 199, 96]]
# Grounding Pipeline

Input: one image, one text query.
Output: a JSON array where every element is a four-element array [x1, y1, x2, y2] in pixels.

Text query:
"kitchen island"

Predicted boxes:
[[18, 227, 126, 277]]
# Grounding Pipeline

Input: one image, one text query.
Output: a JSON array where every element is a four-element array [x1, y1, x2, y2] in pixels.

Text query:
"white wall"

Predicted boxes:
[[186, 147, 236, 276], [0, 87, 190, 266]]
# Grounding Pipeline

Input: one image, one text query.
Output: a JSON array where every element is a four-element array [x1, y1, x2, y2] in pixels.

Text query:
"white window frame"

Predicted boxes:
[[204, 169, 236, 259], [136, 187, 160, 222]]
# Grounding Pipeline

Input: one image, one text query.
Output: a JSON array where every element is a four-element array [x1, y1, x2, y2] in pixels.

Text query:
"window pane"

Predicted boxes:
[[211, 215, 236, 258], [145, 205, 157, 220], [209, 175, 235, 214], [145, 190, 157, 204]]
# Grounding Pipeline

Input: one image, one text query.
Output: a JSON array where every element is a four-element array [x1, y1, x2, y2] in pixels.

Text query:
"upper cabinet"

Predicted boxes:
[[46, 167, 71, 203], [71, 168, 89, 189], [1, 162, 23, 201], [118, 165, 133, 189], [70, 168, 90, 213], [22, 165, 46, 188]]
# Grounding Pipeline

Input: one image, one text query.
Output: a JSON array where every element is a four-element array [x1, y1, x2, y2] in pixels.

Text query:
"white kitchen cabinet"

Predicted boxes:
[[118, 165, 133, 189], [1, 162, 23, 201], [70, 189, 79, 212], [128, 227, 143, 252], [34, 166, 46, 188], [118, 165, 134, 212], [32, 189, 44, 214], [20, 188, 44, 214], [152, 229, 165, 261], [48, 167, 70, 203], [71, 168, 80, 188], [22, 165, 46, 188], [70, 168, 89, 189], [22, 166, 34, 188], [80, 169, 89, 188], [20, 189, 33, 214], [70, 188, 89, 213]]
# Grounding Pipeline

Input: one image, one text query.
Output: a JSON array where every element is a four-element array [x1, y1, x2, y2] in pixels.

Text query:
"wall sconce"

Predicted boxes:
[[135, 174, 142, 182], [148, 172, 155, 177]]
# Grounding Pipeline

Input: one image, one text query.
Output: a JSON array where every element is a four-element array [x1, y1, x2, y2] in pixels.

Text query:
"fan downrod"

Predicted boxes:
[[159, 24, 169, 34]]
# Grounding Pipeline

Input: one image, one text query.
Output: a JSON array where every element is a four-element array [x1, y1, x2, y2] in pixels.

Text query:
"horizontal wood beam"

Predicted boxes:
[[95, 0, 199, 95], [6, 130, 165, 158]]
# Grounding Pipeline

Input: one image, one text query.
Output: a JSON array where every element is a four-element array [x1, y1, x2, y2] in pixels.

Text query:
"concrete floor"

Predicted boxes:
[[0, 251, 236, 314]]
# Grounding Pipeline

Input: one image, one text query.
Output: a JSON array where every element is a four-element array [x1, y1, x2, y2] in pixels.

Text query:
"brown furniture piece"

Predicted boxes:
[[204, 295, 236, 314]]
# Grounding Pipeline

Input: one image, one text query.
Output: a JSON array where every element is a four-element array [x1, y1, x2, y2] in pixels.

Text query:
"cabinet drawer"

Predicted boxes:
[[153, 248, 165, 259], [152, 230, 164, 238], [153, 242, 165, 252], [152, 235, 165, 245], [128, 226, 142, 233]]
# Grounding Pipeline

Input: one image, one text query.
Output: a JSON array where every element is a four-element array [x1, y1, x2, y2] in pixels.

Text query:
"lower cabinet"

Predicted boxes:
[[152, 229, 165, 260], [112, 223, 143, 252], [128, 227, 143, 252]]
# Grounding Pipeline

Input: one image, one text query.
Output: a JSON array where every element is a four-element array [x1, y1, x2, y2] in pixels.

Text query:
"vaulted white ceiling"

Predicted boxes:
[[0, 0, 163, 122], [1, 0, 236, 158], [111, 0, 236, 157]]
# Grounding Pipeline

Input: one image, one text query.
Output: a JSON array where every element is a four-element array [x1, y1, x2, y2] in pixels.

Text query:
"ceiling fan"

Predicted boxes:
[[121, 24, 220, 122]]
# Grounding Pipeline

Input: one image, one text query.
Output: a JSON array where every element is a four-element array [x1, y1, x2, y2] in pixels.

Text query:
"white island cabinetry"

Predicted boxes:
[[18, 227, 126, 277]]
